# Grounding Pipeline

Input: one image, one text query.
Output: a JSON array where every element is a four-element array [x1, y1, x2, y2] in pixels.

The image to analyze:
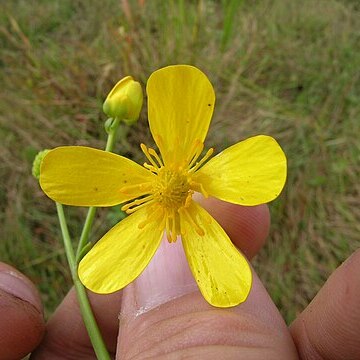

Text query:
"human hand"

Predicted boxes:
[[1, 198, 359, 359]]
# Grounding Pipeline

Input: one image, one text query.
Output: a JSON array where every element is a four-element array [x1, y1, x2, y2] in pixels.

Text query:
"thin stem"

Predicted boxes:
[[105, 117, 121, 152], [56, 203, 111, 360], [76, 206, 96, 261], [56, 202, 76, 270], [54, 117, 122, 358]]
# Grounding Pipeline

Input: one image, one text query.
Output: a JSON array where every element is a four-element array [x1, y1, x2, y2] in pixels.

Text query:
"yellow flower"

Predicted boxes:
[[40, 65, 287, 307], [103, 76, 143, 124]]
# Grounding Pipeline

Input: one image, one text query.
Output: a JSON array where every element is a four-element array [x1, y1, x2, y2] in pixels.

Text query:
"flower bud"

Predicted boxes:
[[103, 76, 143, 124], [32, 149, 50, 180]]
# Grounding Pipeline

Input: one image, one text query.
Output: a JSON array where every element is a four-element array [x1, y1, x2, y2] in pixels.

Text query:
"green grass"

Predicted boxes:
[[0, 0, 359, 323]]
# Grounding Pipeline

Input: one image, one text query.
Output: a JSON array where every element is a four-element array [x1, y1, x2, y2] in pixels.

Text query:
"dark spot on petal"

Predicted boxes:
[[94, 187, 98, 192], [208, 103, 211, 106]]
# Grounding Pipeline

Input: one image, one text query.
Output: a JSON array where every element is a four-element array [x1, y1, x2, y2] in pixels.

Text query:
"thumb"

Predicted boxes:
[[116, 202, 297, 359], [120, 200, 270, 316]]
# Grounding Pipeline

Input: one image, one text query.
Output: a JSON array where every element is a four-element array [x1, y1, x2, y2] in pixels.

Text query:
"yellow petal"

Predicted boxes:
[[78, 205, 164, 293], [147, 65, 215, 167], [193, 135, 287, 206], [180, 202, 252, 307], [40, 146, 154, 206]]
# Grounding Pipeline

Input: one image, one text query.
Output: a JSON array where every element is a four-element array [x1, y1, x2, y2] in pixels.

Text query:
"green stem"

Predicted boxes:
[[76, 206, 97, 261], [54, 117, 122, 358], [75, 117, 121, 261], [56, 203, 76, 270], [105, 117, 121, 152], [56, 203, 111, 360]]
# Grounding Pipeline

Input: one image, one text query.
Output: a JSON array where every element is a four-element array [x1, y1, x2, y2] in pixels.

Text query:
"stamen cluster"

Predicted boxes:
[[153, 168, 191, 210], [120, 142, 213, 242]]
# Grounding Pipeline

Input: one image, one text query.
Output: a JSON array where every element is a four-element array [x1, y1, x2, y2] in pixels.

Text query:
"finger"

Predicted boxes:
[[0, 263, 45, 360], [31, 198, 269, 359], [119, 269, 298, 359], [117, 246, 297, 359], [117, 200, 297, 359], [31, 289, 121, 359], [290, 249, 360, 360]]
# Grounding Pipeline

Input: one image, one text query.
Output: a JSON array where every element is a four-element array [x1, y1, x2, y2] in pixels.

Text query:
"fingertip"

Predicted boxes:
[[0, 263, 43, 313], [32, 288, 121, 358], [0, 264, 45, 359], [290, 249, 360, 359], [196, 196, 270, 258]]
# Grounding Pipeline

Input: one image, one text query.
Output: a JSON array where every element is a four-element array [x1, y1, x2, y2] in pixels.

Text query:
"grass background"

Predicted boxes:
[[0, 0, 359, 323]]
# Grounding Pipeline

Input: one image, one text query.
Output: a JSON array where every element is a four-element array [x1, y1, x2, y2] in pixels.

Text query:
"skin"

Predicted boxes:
[[1, 198, 359, 359]]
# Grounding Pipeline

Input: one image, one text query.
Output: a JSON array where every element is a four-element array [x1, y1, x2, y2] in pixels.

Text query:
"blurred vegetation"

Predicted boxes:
[[0, 0, 359, 323]]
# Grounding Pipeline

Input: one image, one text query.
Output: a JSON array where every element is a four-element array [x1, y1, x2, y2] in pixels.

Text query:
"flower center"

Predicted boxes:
[[153, 168, 192, 211], [120, 142, 214, 242], [121, 142, 214, 214]]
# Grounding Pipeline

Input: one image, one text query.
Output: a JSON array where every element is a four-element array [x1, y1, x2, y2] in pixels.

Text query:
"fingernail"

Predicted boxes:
[[0, 269, 42, 312], [133, 236, 198, 314]]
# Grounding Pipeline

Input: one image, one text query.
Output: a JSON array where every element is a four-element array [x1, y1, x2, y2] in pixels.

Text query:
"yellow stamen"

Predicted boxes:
[[122, 197, 156, 214], [179, 208, 205, 236], [143, 163, 158, 173], [121, 194, 154, 212], [138, 206, 165, 230], [164, 210, 180, 243], [190, 180, 209, 198], [189, 147, 214, 173], [119, 182, 152, 195], [187, 140, 204, 169], [171, 212, 177, 242], [141, 143, 160, 171], [184, 191, 194, 207], [165, 215, 173, 242], [148, 148, 164, 168]]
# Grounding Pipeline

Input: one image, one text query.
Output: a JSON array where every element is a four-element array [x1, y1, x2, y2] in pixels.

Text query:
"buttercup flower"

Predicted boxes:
[[40, 65, 286, 307], [103, 76, 143, 124]]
